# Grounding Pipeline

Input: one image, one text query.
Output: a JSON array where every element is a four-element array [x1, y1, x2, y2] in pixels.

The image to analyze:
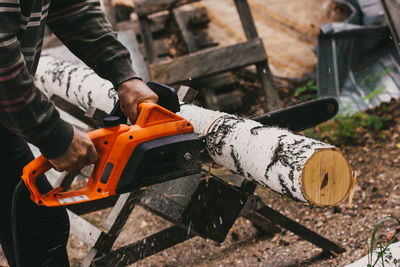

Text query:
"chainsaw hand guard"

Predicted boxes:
[[22, 103, 201, 207]]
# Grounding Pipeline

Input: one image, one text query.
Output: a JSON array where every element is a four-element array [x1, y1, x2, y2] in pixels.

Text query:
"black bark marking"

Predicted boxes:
[[320, 173, 329, 190], [108, 88, 118, 106], [50, 61, 66, 87], [264, 135, 287, 181], [74, 91, 86, 109], [247, 172, 254, 181], [289, 169, 294, 181], [263, 134, 321, 199], [87, 91, 93, 107], [66, 67, 79, 98], [264, 142, 283, 181], [206, 116, 243, 156], [230, 145, 245, 177], [278, 174, 296, 200], [250, 125, 270, 135]]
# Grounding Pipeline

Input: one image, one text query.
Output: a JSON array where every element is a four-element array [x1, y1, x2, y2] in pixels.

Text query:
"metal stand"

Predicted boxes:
[[67, 172, 344, 267]]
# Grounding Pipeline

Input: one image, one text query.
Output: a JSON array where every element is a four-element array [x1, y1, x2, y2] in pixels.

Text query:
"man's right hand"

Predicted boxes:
[[48, 128, 98, 173]]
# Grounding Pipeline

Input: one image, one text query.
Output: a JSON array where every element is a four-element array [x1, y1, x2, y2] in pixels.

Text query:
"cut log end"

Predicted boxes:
[[301, 148, 352, 207]]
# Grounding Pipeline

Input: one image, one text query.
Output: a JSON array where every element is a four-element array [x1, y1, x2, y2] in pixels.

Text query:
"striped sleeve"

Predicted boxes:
[[0, 0, 74, 159], [47, 0, 139, 89]]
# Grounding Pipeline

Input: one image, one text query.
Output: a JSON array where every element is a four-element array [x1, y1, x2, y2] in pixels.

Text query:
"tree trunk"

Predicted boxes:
[[35, 55, 353, 207]]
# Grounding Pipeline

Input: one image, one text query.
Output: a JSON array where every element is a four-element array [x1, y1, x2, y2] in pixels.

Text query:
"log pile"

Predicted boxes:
[[116, 5, 245, 111], [35, 55, 353, 207]]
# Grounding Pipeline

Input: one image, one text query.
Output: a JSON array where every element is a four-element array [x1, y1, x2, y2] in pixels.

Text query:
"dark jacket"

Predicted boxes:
[[0, 0, 138, 158]]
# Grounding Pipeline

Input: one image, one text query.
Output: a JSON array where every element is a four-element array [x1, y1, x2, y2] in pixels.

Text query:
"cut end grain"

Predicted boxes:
[[301, 148, 352, 207]]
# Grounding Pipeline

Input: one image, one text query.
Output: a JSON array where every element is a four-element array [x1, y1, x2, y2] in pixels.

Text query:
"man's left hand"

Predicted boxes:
[[117, 78, 158, 123]]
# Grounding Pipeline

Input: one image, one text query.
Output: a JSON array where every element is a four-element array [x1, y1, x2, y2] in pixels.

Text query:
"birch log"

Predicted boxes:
[[35, 55, 353, 207]]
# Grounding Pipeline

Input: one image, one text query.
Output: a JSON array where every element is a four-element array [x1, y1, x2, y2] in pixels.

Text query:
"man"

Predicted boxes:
[[0, 0, 157, 266]]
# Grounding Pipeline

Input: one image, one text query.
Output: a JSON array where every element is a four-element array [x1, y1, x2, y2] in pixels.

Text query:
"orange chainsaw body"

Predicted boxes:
[[21, 103, 201, 207]]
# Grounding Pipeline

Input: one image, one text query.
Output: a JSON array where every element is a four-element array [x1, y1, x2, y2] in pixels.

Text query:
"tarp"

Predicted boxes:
[[317, 0, 400, 114]]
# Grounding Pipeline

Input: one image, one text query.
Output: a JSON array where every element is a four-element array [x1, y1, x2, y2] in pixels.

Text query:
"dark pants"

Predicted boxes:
[[0, 124, 70, 267]]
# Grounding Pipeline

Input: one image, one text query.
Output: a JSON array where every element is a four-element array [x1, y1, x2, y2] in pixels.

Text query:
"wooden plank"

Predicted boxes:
[[234, 0, 280, 110], [118, 29, 152, 81], [177, 85, 198, 103], [117, 16, 167, 35], [257, 62, 280, 110], [67, 196, 118, 215], [67, 210, 105, 249], [201, 72, 234, 91], [153, 39, 172, 57], [194, 30, 219, 50], [173, 7, 215, 52], [134, 0, 201, 16], [173, 6, 233, 109], [150, 38, 267, 84], [138, 17, 156, 64], [234, 0, 258, 39], [82, 191, 143, 266], [103, 191, 144, 237], [173, 7, 198, 53]]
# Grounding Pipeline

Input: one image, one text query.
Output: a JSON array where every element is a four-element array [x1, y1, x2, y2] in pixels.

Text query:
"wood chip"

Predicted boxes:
[[348, 171, 358, 208]]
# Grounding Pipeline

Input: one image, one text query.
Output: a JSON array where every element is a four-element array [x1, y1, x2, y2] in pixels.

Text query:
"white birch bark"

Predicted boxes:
[[346, 242, 400, 267], [178, 104, 335, 202], [35, 55, 352, 206], [36, 55, 118, 113]]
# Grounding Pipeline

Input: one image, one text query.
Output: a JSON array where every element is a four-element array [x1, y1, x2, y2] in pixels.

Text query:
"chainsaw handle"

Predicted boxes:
[[21, 155, 53, 205], [21, 128, 110, 206], [21, 102, 157, 206]]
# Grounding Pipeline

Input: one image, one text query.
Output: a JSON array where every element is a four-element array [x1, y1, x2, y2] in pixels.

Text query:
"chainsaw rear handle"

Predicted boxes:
[[22, 102, 179, 206]]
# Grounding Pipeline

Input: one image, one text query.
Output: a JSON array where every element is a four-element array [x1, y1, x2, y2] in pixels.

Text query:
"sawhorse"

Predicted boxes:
[[65, 171, 345, 267]]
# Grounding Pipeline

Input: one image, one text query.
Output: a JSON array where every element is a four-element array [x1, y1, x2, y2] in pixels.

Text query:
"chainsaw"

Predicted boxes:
[[21, 82, 202, 207], [22, 79, 339, 207]]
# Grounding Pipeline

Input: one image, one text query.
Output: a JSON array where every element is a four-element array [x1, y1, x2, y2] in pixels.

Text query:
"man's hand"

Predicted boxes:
[[47, 79, 156, 173], [48, 128, 98, 173], [117, 78, 158, 123]]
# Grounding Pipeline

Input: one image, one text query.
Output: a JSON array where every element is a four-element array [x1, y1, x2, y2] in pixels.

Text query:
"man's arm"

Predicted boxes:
[[47, 0, 158, 123], [0, 4, 97, 172], [47, 0, 137, 89], [0, 3, 73, 159]]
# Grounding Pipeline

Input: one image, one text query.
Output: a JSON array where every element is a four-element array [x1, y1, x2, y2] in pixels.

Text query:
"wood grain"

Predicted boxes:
[[135, 0, 201, 16], [301, 148, 352, 207], [150, 38, 266, 84]]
